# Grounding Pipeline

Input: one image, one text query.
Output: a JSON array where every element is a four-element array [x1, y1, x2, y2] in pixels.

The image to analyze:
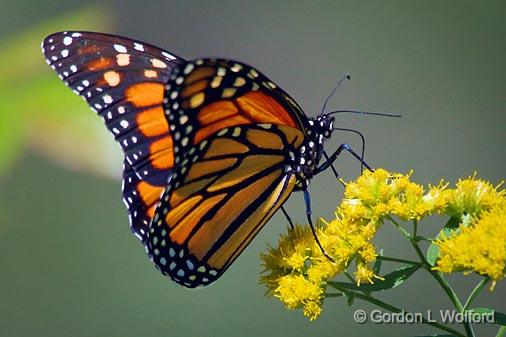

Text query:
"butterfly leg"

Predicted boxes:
[[315, 143, 372, 176], [323, 151, 346, 188], [303, 189, 335, 262], [281, 206, 295, 230]]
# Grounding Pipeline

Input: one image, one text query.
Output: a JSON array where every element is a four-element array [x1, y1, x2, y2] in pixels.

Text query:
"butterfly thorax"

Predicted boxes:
[[291, 115, 334, 190]]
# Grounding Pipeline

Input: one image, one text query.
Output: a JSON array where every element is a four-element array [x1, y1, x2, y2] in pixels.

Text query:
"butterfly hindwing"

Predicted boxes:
[[147, 123, 304, 287], [122, 159, 165, 244], [42, 31, 185, 186], [139, 59, 310, 287]]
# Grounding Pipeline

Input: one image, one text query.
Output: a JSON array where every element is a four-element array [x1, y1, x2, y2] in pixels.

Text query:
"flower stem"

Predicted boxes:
[[386, 215, 412, 239], [410, 239, 475, 337], [328, 284, 466, 337], [463, 277, 490, 311], [376, 255, 422, 266]]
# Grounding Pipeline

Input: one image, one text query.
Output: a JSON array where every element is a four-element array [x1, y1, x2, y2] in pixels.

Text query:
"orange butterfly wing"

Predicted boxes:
[[147, 58, 308, 287], [42, 31, 184, 242], [149, 124, 303, 287]]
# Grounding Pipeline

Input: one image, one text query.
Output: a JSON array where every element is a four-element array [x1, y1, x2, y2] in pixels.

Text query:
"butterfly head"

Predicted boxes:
[[309, 114, 334, 139], [291, 115, 334, 190]]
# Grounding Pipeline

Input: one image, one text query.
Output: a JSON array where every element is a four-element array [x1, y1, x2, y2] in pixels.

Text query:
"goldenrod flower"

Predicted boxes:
[[260, 225, 316, 295], [435, 206, 506, 281], [275, 274, 322, 309], [261, 169, 505, 321], [303, 300, 322, 321], [355, 262, 375, 286], [422, 181, 450, 214], [446, 173, 505, 219], [340, 169, 438, 221]]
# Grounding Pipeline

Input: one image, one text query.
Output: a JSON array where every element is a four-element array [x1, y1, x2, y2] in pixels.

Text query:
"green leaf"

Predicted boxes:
[[344, 291, 355, 306], [426, 217, 462, 266], [497, 326, 506, 337], [328, 264, 419, 292], [426, 242, 440, 266], [413, 334, 456, 337], [468, 308, 506, 326]]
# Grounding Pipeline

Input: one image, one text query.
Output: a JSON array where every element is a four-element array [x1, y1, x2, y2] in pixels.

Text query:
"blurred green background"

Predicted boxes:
[[0, 1, 505, 336]]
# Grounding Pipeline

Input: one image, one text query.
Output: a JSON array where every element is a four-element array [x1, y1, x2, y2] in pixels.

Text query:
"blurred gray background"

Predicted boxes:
[[0, 1, 504, 336]]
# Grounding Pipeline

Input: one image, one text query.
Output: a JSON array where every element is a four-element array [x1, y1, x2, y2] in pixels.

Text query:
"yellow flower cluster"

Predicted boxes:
[[445, 173, 505, 218], [260, 169, 505, 320], [260, 224, 342, 320], [434, 175, 506, 281], [435, 207, 506, 281], [261, 169, 429, 320], [341, 169, 448, 221]]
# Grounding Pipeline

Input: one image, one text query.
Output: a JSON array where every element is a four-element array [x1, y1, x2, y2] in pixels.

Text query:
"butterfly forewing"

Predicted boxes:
[[162, 58, 308, 149], [42, 31, 184, 186], [42, 31, 186, 243], [122, 160, 166, 243]]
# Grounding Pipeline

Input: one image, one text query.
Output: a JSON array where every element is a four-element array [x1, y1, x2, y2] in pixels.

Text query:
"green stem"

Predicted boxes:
[[328, 283, 466, 337], [386, 215, 412, 239], [463, 277, 490, 311], [376, 255, 422, 266], [410, 239, 475, 337], [413, 219, 418, 238]]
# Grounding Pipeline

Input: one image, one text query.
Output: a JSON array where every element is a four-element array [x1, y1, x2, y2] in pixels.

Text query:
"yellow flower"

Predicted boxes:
[[303, 300, 322, 321], [274, 274, 322, 310], [355, 262, 375, 286], [422, 181, 450, 214], [260, 224, 315, 295], [340, 169, 434, 221], [446, 173, 505, 218], [261, 169, 505, 321], [435, 206, 506, 281], [306, 259, 340, 283]]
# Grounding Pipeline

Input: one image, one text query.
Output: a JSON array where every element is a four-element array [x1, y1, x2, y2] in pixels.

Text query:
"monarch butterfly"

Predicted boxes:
[[41, 31, 371, 288]]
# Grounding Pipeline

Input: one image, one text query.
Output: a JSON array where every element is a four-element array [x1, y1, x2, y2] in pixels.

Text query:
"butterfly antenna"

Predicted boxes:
[[333, 127, 366, 173], [320, 73, 351, 115], [326, 109, 402, 118]]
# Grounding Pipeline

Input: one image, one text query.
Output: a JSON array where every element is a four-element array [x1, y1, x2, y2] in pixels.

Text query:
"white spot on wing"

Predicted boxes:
[[162, 51, 176, 60], [114, 44, 128, 53], [63, 36, 73, 46], [102, 95, 113, 104], [134, 43, 144, 51]]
